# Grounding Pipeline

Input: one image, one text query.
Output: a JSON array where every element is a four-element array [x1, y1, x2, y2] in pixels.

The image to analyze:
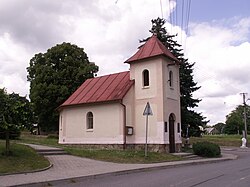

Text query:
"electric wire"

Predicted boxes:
[[160, 0, 164, 18], [181, 0, 184, 43], [174, 0, 177, 28], [168, 0, 173, 33], [186, 0, 191, 35]]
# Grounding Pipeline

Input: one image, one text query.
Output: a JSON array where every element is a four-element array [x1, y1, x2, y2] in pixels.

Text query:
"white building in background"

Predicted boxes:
[[58, 35, 182, 153]]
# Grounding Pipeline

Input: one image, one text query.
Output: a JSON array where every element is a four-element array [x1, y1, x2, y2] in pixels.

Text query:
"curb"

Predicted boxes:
[[14, 153, 237, 187], [0, 163, 53, 177]]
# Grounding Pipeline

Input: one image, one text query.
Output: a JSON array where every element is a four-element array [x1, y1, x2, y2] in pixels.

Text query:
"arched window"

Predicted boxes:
[[169, 71, 173, 87], [86, 112, 93, 129], [142, 69, 149, 87]]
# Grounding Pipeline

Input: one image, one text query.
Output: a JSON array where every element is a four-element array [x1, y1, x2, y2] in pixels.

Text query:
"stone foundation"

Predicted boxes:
[[63, 143, 182, 153]]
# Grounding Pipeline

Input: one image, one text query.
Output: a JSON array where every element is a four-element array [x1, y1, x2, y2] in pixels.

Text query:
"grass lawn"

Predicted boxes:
[[16, 131, 59, 147], [64, 147, 182, 164], [2, 132, 246, 174], [0, 141, 50, 174], [16, 131, 182, 163], [190, 134, 250, 147]]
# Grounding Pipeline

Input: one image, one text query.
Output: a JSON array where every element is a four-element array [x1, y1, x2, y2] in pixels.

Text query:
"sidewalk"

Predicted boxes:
[[0, 144, 237, 187]]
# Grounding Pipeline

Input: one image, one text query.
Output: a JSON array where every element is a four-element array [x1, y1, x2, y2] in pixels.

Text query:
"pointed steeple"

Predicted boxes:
[[125, 35, 179, 64]]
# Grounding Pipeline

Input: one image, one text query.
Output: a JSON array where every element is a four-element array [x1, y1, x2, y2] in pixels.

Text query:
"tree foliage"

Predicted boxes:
[[27, 42, 99, 132], [212, 122, 226, 134], [0, 88, 34, 155], [142, 17, 208, 136], [224, 105, 250, 134]]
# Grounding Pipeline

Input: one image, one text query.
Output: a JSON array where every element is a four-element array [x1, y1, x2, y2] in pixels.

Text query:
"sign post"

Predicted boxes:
[[143, 102, 153, 157]]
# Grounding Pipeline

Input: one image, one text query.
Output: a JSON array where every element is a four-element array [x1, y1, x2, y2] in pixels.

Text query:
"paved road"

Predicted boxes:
[[52, 148, 250, 187]]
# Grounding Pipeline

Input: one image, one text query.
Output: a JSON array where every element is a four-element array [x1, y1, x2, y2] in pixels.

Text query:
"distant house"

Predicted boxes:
[[205, 127, 219, 135], [58, 35, 182, 153]]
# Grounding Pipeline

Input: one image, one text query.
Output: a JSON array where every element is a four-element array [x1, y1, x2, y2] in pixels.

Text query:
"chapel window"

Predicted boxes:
[[169, 70, 173, 87], [86, 112, 93, 129], [143, 69, 149, 87]]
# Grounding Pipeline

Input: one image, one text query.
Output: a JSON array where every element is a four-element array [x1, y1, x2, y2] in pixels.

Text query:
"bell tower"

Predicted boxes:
[[125, 35, 182, 152]]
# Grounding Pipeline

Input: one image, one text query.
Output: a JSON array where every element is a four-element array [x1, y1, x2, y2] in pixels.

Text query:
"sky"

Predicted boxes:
[[0, 0, 250, 126]]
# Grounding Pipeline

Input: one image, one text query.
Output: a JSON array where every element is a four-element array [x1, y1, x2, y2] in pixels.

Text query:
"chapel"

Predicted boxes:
[[58, 35, 181, 153]]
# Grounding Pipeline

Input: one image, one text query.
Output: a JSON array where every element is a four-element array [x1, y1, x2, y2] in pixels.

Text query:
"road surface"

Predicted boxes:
[[48, 148, 250, 187]]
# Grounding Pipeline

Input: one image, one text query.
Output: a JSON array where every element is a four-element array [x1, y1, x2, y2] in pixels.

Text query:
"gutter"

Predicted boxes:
[[120, 101, 127, 150]]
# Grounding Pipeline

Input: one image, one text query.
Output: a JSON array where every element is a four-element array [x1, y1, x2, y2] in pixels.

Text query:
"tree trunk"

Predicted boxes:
[[5, 130, 10, 156]]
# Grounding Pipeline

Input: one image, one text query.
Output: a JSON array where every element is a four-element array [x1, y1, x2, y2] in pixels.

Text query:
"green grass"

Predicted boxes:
[[190, 135, 250, 147], [5, 132, 247, 174], [64, 147, 182, 164], [16, 131, 59, 146], [0, 141, 50, 174], [15, 131, 182, 163]]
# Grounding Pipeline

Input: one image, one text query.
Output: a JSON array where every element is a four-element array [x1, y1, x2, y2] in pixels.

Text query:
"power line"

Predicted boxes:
[[174, 0, 177, 27], [186, 0, 191, 35], [160, 0, 164, 18], [168, 0, 173, 34], [181, 0, 184, 43]]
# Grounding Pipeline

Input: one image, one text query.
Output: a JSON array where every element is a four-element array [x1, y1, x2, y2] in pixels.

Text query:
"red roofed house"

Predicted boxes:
[[58, 35, 182, 153]]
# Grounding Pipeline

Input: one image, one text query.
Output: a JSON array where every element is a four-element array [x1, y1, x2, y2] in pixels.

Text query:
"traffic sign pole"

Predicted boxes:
[[145, 113, 148, 157], [143, 102, 153, 157]]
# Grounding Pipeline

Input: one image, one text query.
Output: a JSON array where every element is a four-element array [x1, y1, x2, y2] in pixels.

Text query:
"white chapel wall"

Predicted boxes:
[[59, 103, 124, 144]]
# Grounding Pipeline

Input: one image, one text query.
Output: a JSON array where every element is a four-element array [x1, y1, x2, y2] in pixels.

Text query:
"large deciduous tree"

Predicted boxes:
[[224, 105, 250, 134], [27, 43, 98, 132], [142, 17, 208, 136], [0, 88, 34, 155]]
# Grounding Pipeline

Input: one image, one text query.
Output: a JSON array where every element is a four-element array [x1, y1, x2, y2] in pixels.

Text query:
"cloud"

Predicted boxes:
[[0, 0, 98, 50], [63, 0, 174, 75], [1, 0, 250, 125], [0, 0, 174, 95], [186, 17, 250, 124], [0, 33, 30, 95]]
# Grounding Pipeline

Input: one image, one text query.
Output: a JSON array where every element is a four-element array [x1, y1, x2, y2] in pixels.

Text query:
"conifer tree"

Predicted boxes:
[[142, 17, 208, 136]]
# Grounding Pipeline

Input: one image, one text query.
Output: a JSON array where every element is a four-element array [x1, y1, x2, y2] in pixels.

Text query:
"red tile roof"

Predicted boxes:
[[60, 71, 134, 107], [125, 35, 179, 63]]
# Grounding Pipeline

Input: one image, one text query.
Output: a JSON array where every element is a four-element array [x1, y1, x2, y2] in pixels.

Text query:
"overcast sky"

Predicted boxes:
[[0, 0, 250, 126]]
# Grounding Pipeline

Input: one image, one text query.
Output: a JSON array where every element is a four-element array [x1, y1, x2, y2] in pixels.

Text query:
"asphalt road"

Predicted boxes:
[[53, 148, 250, 187]]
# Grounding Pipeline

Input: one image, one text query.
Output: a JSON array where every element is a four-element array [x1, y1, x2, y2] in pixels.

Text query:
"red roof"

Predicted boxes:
[[61, 71, 134, 107], [125, 35, 179, 63]]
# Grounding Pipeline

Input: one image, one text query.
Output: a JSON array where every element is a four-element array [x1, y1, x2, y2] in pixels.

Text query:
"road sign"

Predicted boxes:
[[143, 102, 153, 116], [143, 102, 153, 157]]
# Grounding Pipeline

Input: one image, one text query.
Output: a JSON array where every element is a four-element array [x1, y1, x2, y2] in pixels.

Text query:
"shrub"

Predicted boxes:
[[193, 141, 221, 157]]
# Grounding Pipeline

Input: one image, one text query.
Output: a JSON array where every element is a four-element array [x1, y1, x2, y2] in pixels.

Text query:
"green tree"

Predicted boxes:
[[213, 122, 226, 134], [224, 105, 250, 134], [27, 42, 98, 132], [0, 88, 34, 155], [142, 17, 208, 136]]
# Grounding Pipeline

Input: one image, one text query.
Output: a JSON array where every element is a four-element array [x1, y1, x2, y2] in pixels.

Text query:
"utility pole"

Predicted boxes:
[[240, 93, 248, 146]]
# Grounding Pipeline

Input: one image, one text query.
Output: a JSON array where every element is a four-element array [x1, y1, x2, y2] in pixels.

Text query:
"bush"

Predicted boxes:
[[193, 141, 221, 157]]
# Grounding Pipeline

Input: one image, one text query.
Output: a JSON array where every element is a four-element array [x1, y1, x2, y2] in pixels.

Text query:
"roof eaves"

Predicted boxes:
[[59, 99, 123, 109]]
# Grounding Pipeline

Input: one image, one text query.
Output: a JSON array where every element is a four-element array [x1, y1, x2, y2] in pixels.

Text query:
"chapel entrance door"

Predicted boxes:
[[169, 113, 175, 153]]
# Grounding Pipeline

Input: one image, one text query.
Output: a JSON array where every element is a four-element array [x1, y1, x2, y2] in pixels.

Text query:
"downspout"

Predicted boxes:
[[120, 101, 127, 150]]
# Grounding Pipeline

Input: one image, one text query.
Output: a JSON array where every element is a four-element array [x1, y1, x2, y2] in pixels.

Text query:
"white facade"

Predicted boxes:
[[59, 103, 125, 144], [59, 37, 182, 152]]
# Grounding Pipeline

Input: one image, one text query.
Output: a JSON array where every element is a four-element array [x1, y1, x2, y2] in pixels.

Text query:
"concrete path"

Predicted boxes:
[[0, 144, 237, 187]]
